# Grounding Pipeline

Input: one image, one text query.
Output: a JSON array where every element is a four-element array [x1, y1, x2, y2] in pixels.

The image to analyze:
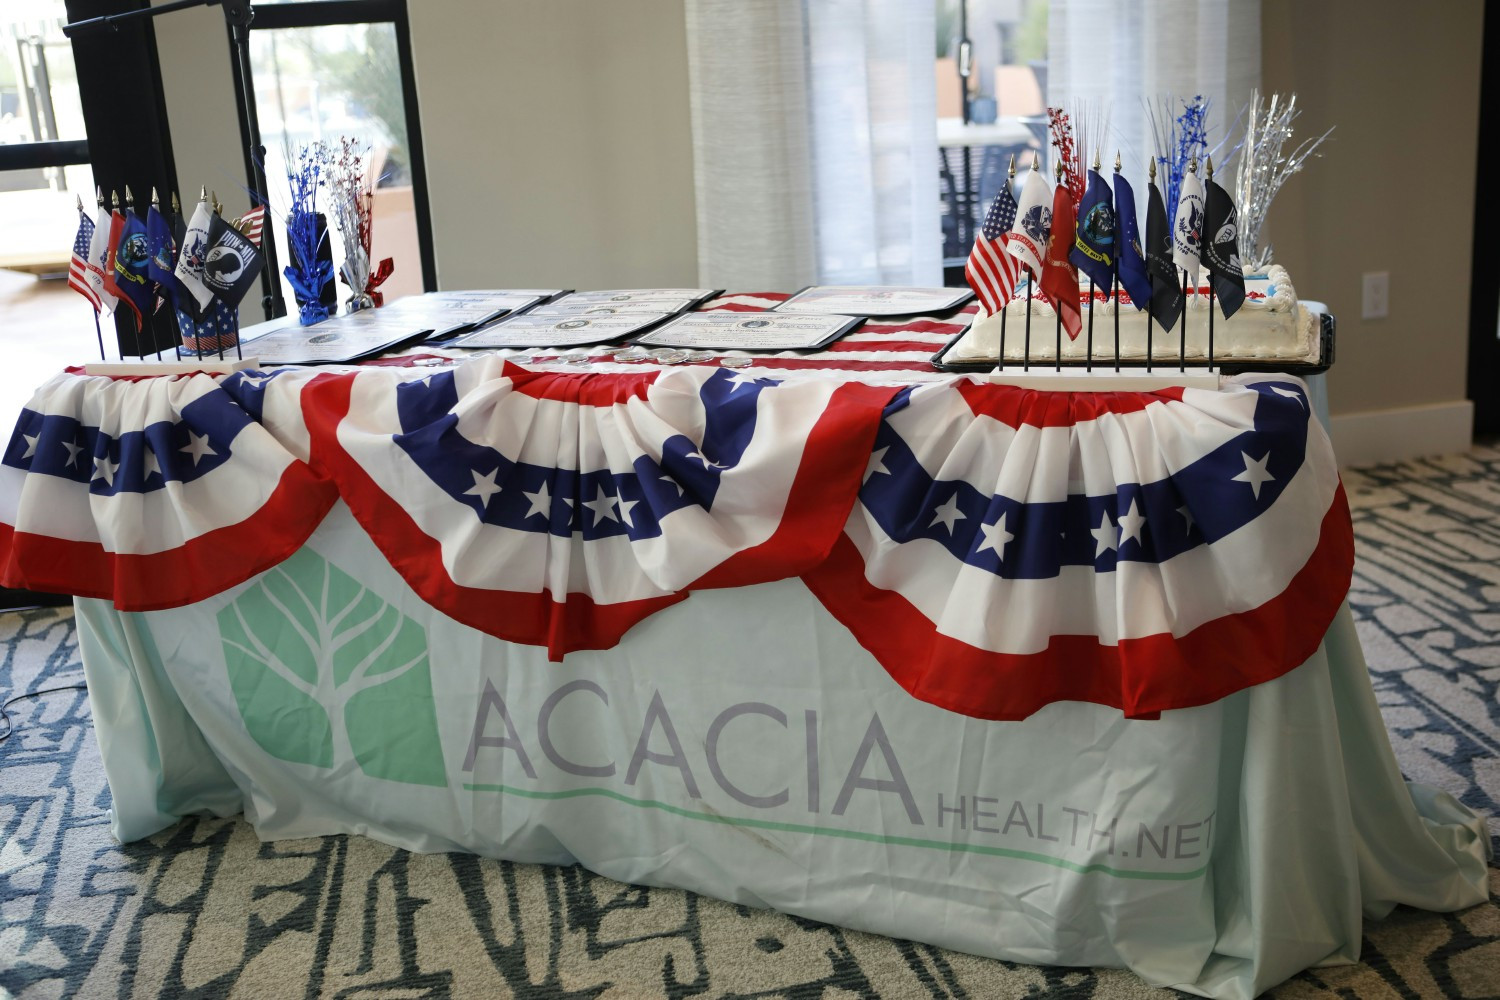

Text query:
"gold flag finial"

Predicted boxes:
[[1148, 159, 1157, 182], [75, 193, 84, 213], [200, 185, 208, 201], [124, 185, 135, 208], [171, 191, 181, 214], [150, 186, 160, 207], [1007, 152, 1016, 179], [1205, 154, 1214, 179], [110, 190, 120, 210], [1114, 151, 1122, 172], [95, 185, 104, 207], [1053, 159, 1063, 181], [1187, 157, 1198, 174], [1091, 150, 1101, 171]]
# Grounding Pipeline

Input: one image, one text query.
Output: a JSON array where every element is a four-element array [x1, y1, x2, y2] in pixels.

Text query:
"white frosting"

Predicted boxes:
[[952, 264, 1320, 364]]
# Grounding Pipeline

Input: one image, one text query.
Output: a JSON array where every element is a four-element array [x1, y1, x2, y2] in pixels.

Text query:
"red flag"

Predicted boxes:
[[1040, 183, 1082, 339], [101, 210, 142, 326]]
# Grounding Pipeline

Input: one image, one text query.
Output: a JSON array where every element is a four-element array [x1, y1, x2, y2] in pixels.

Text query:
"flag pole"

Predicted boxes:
[[1112, 274, 1120, 372], [1086, 278, 1094, 372], [1112, 152, 1121, 372], [1023, 273, 1033, 372], [997, 153, 1014, 372], [1179, 268, 1188, 373], [1206, 155, 1217, 373]]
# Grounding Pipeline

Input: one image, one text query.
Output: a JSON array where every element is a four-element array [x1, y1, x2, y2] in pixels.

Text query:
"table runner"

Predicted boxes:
[[0, 339, 1351, 720]]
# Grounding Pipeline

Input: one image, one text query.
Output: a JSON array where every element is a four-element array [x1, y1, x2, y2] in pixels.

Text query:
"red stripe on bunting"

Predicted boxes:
[[954, 380, 1188, 426], [801, 483, 1354, 721], [822, 340, 956, 354], [501, 363, 658, 404], [0, 462, 338, 611], [299, 372, 896, 660]]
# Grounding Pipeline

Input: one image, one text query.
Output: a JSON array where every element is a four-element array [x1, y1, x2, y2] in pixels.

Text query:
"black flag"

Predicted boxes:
[[202, 213, 265, 309], [1145, 180, 1184, 330], [1202, 175, 1247, 318]]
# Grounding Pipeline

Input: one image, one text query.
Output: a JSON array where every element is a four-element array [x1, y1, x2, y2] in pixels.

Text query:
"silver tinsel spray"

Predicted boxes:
[[1232, 90, 1334, 273]]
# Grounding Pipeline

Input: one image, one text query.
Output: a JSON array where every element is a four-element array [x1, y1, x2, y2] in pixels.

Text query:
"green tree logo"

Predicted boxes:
[[217, 549, 446, 786]]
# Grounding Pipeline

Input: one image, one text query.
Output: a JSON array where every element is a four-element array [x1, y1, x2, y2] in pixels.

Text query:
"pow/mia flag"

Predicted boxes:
[[203, 212, 264, 309], [1202, 174, 1247, 319]]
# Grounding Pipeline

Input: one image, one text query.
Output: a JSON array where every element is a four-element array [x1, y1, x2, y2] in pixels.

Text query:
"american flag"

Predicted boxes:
[[238, 204, 266, 248], [965, 185, 1022, 316], [67, 210, 102, 312]]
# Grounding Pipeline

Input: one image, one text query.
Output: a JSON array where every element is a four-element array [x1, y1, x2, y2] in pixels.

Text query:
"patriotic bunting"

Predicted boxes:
[[0, 352, 1351, 720]]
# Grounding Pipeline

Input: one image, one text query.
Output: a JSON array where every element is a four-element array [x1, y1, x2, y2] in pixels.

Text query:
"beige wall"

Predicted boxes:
[[1262, 0, 1483, 418], [154, 0, 698, 295]]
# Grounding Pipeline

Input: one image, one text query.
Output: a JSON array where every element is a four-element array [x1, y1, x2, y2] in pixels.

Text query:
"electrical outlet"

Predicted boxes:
[[1362, 271, 1389, 320]]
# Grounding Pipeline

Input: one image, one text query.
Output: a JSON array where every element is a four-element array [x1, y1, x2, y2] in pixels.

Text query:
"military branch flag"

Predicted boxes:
[[67, 208, 102, 312], [86, 205, 118, 314], [112, 208, 156, 323], [202, 212, 265, 309], [1171, 165, 1205, 288], [1202, 165, 1247, 318], [1112, 172, 1151, 310], [146, 202, 180, 310], [1041, 181, 1083, 339], [1145, 175, 1184, 330], [965, 184, 1022, 315], [102, 204, 141, 326], [1005, 162, 1051, 277], [1068, 168, 1116, 291], [174, 199, 216, 310]]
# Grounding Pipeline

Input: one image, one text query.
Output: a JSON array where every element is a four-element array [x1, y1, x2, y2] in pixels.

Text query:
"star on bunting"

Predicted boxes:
[[584, 484, 620, 524], [180, 431, 217, 466], [21, 434, 37, 459], [683, 447, 723, 470], [725, 371, 766, 393], [929, 494, 966, 534], [1177, 504, 1196, 535], [522, 481, 551, 520], [61, 439, 83, 468], [976, 512, 1015, 560], [92, 454, 119, 488], [1091, 512, 1119, 557], [659, 475, 684, 497], [618, 497, 639, 528], [465, 468, 503, 508], [143, 449, 161, 480], [1270, 385, 1305, 408], [1118, 500, 1147, 547], [1232, 451, 1276, 500], [864, 447, 890, 481]]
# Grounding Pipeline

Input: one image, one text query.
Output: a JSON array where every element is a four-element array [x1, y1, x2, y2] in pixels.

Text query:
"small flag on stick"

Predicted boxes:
[[1202, 157, 1247, 318], [965, 176, 1022, 315], [67, 202, 102, 312]]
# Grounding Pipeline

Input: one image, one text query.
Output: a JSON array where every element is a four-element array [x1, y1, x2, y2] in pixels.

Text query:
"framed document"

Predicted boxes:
[[559, 288, 723, 307], [529, 296, 703, 317], [633, 312, 861, 351], [239, 311, 433, 364], [774, 285, 974, 316], [450, 312, 673, 349], [385, 290, 566, 340]]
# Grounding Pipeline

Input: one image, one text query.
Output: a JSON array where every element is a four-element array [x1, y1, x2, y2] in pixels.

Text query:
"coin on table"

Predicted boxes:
[[719, 356, 754, 368], [684, 350, 716, 363], [649, 349, 688, 365], [613, 346, 649, 362]]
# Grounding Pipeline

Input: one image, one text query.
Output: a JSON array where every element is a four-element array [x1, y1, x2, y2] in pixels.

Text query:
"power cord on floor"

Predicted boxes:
[[0, 683, 88, 745]]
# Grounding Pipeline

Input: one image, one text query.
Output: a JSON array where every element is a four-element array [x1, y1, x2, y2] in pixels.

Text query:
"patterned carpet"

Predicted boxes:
[[3, 444, 1499, 999]]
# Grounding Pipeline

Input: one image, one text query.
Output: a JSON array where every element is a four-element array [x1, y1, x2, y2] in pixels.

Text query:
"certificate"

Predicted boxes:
[[633, 312, 861, 351], [529, 296, 702, 317], [560, 288, 722, 306], [385, 290, 564, 338], [775, 285, 974, 316], [240, 311, 432, 364], [450, 312, 672, 349]]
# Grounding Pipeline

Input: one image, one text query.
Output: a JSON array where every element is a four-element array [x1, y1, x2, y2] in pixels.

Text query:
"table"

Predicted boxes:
[[0, 298, 1490, 1000], [937, 116, 1040, 264]]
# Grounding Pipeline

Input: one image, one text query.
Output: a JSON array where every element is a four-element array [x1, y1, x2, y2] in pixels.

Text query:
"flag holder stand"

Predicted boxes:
[[63, 0, 286, 328], [986, 367, 1221, 392], [83, 357, 261, 377]]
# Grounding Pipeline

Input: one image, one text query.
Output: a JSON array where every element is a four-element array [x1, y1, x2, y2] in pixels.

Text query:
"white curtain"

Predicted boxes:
[[685, 0, 942, 290], [1047, 0, 1261, 192]]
